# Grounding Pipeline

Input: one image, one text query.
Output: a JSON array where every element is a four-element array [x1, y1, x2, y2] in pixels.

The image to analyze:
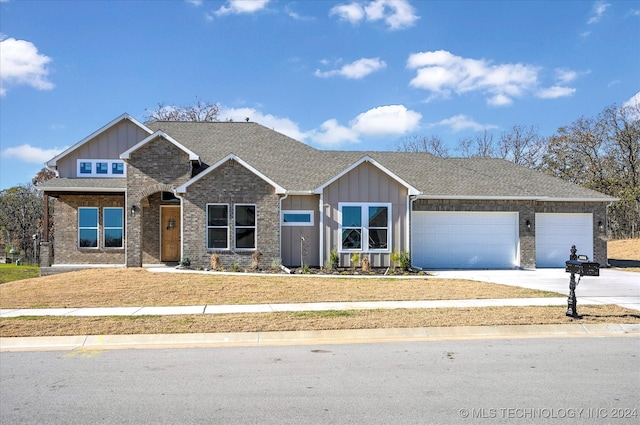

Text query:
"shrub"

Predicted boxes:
[[271, 258, 282, 270], [350, 252, 360, 272], [179, 257, 191, 268], [329, 248, 339, 270], [399, 250, 411, 271], [210, 253, 220, 270], [390, 250, 400, 271]]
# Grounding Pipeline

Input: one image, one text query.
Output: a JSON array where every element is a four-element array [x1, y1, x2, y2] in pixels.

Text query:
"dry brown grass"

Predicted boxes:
[[1, 305, 638, 337], [0, 268, 560, 309], [2, 268, 637, 339], [608, 238, 640, 273], [609, 238, 640, 260]]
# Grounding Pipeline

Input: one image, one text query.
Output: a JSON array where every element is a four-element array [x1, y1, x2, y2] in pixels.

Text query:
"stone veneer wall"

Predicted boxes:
[[125, 138, 192, 267], [52, 194, 126, 265], [181, 159, 280, 270], [413, 199, 608, 268]]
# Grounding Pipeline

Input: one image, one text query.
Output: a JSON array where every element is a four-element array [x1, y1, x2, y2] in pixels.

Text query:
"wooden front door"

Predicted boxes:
[[161, 206, 181, 262]]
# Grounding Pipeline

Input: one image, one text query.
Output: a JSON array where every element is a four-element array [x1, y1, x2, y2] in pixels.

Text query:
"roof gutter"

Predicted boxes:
[[416, 195, 617, 202], [36, 186, 125, 193]]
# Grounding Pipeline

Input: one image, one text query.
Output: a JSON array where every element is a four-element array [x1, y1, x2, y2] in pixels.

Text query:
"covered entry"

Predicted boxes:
[[412, 211, 519, 269]]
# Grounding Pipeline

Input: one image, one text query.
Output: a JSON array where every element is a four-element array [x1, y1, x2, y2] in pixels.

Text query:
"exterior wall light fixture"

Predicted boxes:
[[526, 220, 531, 232], [131, 205, 138, 216]]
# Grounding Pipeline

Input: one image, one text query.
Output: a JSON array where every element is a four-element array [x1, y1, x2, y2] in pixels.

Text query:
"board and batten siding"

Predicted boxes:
[[56, 120, 151, 178], [322, 161, 408, 268], [280, 195, 320, 267]]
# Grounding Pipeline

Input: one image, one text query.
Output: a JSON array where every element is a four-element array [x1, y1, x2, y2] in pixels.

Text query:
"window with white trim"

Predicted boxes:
[[281, 210, 314, 226], [339, 203, 391, 252], [78, 207, 98, 248], [207, 204, 229, 250], [235, 204, 256, 250], [77, 160, 126, 177], [103, 208, 123, 248]]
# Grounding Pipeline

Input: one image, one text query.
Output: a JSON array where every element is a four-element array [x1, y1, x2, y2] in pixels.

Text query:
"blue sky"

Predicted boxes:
[[1, 0, 638, 189]]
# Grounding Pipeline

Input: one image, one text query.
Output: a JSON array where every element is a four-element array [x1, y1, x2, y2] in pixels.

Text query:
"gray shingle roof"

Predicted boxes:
[[37, 178, 126, 192], [148, 121, 614, 202], [40, 120, 614, 201]]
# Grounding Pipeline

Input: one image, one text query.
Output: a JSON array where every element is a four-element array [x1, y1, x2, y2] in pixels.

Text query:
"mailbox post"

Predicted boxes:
[[564, 245, 600, 318]]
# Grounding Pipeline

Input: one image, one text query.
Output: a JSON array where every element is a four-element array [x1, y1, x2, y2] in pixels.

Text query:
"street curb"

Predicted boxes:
[[2, 323, 639, 352]]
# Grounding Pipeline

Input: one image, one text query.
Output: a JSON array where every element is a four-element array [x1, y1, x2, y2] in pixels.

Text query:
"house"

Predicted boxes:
[[37, 113, 615, 274]]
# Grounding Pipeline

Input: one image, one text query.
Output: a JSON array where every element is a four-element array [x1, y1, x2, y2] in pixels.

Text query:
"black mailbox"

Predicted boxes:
[[565, 246, 600, 318], [565, 260, 600, 276]]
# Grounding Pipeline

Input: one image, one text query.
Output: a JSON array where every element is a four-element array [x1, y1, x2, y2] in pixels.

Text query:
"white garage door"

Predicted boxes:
[[535, 213, 593, 268], [412, 212, 519, 269]]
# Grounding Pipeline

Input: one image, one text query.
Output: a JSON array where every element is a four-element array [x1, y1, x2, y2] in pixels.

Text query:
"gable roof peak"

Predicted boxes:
[[46, 113, 153, 167]]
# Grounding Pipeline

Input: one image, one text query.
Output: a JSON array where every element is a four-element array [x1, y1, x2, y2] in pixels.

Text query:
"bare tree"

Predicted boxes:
[[498, 124, 545, 168], [145, 99, 221, 123], [394, 134, 449, 157], [456, 129, 495, 157]]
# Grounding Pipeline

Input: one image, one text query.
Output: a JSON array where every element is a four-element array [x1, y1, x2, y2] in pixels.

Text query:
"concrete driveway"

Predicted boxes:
[[432, 268, 640, 311]]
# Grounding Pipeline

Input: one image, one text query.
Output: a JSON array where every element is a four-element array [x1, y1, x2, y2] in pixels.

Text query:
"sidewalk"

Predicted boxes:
[[2, 296, 640, 318]]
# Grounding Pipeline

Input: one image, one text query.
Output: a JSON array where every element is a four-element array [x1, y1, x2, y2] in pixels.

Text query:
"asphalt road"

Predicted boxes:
[[1, 337, 639, 424]]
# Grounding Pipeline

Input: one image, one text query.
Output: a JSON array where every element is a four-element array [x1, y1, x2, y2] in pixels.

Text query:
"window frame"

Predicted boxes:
[[78, 207, 99, 249], [103, 207, 124, 249], [77, 159, 127, 177], [234, 204, 257, 250], [206, 203, 229, 250], [339, 202, 391, 253], [281, 210, 314, 227]]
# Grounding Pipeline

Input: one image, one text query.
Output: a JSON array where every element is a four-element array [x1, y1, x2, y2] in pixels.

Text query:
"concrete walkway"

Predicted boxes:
[[3, 296, 640, 319]]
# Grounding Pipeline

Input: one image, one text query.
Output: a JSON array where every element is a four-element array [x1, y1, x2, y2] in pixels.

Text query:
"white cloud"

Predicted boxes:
[[536, 86, 576, 99], [184, 0, 202, 6], [222, 104, 420, 147], [309, 119, 360, 146], [587, 1, 610, 24], [1, 144, 65, 164], [330, 0, 418, 30], [431, 115, 495, 133], [219, 107, 307, 141], [351, 105, 421, 136], [0, 37, 54, 96], [329, 2, 365, 24], [314, 57, 386, 79], [623, 92, 640, 108], [216, 0, 270, 16], [407, 50, 539, 106], [309, 104, 421, 146], [554, 68, 578, 84]]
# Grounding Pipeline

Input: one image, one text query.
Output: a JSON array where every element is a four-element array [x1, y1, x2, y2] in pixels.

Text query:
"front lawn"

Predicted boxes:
[[0, 264, 40, 284]]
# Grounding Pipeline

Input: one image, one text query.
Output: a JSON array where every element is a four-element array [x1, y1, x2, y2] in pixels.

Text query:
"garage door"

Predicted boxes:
[[535, 213, 593, 268], [412, 212, 519, 269]]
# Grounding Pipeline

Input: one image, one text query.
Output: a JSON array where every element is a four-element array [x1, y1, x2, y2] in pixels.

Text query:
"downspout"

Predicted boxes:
[[279, 191, 289, 263], [319, 192, 324, 268], [408, 194, 418, 263]]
